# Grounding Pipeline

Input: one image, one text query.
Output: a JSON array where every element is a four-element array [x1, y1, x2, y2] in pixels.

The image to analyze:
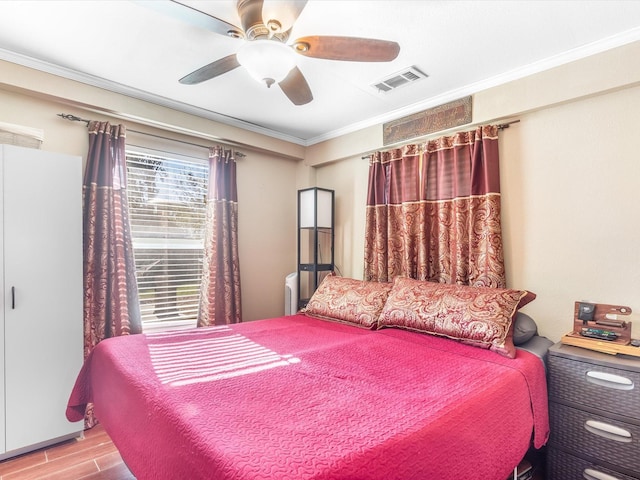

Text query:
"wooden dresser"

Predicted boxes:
[[547, 342, 640, 479]]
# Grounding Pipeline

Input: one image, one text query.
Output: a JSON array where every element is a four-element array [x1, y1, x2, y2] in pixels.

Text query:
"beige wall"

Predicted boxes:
[[315, 158, 368, 279], [500, 87, 640, 342], [0, 78, 300, 322], [3, 39, 640, 340], [305, 40, 640, 165], [313, 44, 640, 343], [235, 150, 299, 321]]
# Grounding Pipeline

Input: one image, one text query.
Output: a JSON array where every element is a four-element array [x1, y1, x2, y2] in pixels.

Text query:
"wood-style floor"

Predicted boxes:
[[0, 425, 134, 480], [0, 425, 546, 480]]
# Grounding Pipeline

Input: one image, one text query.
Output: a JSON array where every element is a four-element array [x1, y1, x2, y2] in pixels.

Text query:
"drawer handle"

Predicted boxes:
[[583, 468, 624, 480], [585, 420, 632, 443], [586, 370, 634, 391]]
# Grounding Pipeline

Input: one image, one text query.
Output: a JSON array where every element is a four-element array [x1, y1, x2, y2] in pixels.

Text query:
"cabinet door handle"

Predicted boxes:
[[583, 468, 625, 480], [586, 370, 634, 391], [585, 420, 632, 443], [11, 286, 15, 309]]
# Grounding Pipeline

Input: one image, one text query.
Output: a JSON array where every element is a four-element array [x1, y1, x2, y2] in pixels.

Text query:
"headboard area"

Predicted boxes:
[[302, 275, 553, 363], [514, 312, 553, 366]]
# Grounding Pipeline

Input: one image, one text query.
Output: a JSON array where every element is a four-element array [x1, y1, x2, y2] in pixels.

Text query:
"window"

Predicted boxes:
[[126, 149, 208, 328]]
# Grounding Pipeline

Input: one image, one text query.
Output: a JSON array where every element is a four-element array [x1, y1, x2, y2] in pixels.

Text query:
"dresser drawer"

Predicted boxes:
[[548, 354, 640, 421], [548, 447, 639, 480], [549, 402, 640, 474]]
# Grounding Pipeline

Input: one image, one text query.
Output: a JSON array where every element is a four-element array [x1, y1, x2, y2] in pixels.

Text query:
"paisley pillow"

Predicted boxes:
[[302, 275, 392, 329], [377, 277, 536, 358]]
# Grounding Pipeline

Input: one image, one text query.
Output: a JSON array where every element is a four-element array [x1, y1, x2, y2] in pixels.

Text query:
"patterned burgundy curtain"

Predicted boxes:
[[83, 121, 142, 427], [364, 125, 505, 287], [198, 147, 242, 326]]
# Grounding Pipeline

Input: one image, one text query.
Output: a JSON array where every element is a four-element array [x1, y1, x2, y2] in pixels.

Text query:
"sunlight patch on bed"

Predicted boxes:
[[147, 326, 300, 386]]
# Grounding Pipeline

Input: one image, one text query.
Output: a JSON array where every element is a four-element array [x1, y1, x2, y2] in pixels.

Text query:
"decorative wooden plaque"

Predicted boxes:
[[383, 96, 472, 146]]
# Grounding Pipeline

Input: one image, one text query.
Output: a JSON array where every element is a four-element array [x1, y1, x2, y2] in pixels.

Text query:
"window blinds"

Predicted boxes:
[[126, 150, 208, 323]]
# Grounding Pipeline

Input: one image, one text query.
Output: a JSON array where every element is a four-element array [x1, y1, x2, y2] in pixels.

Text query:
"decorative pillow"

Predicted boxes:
[[301, 275, 393, 329], [512, 312, 538, 345], [377, 277, 536, 358]]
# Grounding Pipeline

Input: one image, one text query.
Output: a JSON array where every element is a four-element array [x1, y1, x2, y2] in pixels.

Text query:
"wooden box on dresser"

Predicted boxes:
[[547, 342, 640, 480]]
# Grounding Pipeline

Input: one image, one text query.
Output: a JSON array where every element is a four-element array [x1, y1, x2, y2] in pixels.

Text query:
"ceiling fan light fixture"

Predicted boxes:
[[293, 41, 309, 53], [227, 29, 244, 39], [237, 40, 296, 87], [266, 19, 282, 33]]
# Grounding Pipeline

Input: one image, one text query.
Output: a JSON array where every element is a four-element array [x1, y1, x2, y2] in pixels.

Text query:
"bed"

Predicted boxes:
[[67, 276, 550, 480]]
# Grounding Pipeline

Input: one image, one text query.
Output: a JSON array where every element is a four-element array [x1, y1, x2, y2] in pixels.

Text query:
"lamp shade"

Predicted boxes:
[[237, 39, 296, 86], [300, 188, 333, 228]]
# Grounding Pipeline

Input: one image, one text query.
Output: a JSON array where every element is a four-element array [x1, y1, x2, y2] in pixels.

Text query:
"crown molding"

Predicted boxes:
[[305, 27, 640, 146], [2, 25, 640, 148], [0, 47, 308, 146]]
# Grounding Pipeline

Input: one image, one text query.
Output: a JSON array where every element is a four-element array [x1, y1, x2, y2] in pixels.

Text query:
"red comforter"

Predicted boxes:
[[67, 314, 549, 480]]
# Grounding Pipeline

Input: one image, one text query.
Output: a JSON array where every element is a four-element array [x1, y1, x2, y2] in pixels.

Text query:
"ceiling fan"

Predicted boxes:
[[146, 0, 400, 105]]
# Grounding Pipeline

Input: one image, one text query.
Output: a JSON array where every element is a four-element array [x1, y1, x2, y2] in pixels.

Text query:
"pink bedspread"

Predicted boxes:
[[67, 314, 549, 480]]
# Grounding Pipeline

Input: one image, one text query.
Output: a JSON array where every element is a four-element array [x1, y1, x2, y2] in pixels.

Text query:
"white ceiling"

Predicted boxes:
[[1, 1, 640, 146]]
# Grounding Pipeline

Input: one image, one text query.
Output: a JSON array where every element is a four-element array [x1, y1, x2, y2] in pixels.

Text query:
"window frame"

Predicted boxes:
[[125, 142, 209, 333]]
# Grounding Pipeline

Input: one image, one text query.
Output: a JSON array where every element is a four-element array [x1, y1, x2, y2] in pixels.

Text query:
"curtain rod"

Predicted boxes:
[[57, 113, 246, 157], [58, 113, 89, 125], [360, 119, 520, 160]]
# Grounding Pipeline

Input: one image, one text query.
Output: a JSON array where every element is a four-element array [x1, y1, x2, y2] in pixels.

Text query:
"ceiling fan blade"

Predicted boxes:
[[279, 66, 313, 105], [179, 54, 241, 85], [134, 0, 244, 38], [292, 36, 400, 62]]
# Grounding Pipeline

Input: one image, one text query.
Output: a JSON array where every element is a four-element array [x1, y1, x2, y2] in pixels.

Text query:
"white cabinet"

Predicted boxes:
[[0, 144, 83, 460]]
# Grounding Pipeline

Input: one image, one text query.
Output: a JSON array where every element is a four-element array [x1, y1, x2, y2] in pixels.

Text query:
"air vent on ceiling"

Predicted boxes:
[[372, 66, 428, 93]]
